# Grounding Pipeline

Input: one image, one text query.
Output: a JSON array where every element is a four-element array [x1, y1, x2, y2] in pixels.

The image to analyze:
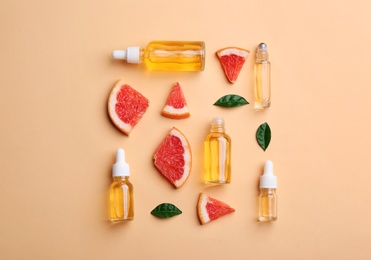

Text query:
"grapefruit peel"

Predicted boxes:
[[216, 47, 250, 83], [161, 82, 190, 119], [107, 80, 149, 136], [197, 193, 235, 225], [153, 127, 192, 188]]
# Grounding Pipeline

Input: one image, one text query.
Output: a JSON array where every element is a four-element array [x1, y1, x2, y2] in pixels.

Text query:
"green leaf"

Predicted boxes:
[[256, 122, 271, 151], [151, 203, 182, 219], [213, 94, 249, 107]]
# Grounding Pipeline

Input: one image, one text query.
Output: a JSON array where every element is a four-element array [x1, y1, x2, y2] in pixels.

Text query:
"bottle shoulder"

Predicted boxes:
[[259, 188, 277, 195], [205, 132, 231, 141], [110, 178, 133, 189], [255, 60, 271, 64]]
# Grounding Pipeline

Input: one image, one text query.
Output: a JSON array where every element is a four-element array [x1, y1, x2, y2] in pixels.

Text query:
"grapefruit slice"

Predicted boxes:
[[108, 80, 149, 135], [153, 127, 192, 188], [216, 47, 250, 83], [197, 193, 235, 225], [161, 82, 190, 119]]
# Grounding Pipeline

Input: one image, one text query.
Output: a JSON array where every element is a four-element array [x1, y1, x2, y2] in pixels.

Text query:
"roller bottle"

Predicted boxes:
[[109, 148, 134, 222], [204, 117, 231, 184], [112, 41, 205, 71], [254, 43, 271, 109], [258, 160, 277, 221]]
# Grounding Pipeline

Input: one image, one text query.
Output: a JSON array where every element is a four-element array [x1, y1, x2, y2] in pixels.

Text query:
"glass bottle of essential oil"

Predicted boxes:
[[258, 160, 277, 221], [112, 41, 205, 71], [254, 43, 271, 109], [109, 148, 134, 222], [204, 117, 231, 184]]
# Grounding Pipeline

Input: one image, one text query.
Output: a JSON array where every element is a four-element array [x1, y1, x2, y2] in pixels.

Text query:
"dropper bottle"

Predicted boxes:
[[254, 43, 271, 109], [112, 41, 205, 71], [258, 160, 277, 221], [109, 148, 134, 222]]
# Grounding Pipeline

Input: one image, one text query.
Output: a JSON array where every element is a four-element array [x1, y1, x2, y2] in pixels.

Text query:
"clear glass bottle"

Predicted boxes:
[[254, 43, 271, 109], [109, 148, 134, 222], [258, 160, 277, 221], [204, 117, 231, 184], [112, 41, 205, 71]]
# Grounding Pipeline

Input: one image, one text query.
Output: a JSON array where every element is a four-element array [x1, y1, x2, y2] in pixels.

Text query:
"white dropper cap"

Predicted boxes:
[[112, 47, 140, 63], [260, 160, 277, 188], [112, 148, 130, 177]]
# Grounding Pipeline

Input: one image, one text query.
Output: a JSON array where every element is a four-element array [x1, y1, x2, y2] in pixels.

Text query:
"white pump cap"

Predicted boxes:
[[260, 160, 277, 188], [112, 47, 140, 63], [112, 148, 130, 177]]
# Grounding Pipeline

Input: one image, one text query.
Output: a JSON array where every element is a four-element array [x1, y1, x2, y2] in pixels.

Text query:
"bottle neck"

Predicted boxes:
[[210, 117, 226, 133], [113, 176, 129, 181], [138, 49, 145, 63], [211, 125, 225, 133], [260, 188, 276, 194], [256, 50, 269, 62]]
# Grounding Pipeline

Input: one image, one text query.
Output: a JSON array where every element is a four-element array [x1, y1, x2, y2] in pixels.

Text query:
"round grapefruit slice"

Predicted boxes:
[[197, 193, 235, 225], [216, 47, 250, 83], [153, 127, 192, 188], [108, 80, 149, 135], [161, 82, 190, 119]]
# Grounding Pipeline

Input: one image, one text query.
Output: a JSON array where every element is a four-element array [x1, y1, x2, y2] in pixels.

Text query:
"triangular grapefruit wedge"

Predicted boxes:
[[197, 193, 235, 225], [108, 80, 149, 135], [161, 82, 190, 119], [153, 127, 192, 188], [216, 47, 250, 83]]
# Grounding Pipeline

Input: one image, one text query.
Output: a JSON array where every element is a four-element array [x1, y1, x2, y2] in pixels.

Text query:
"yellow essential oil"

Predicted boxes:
[[109, 148, 134, 222], [112, 41, 205, 71], [258, 188, 277, 221], [258, 160, 277, 221], [254, 43, 271, 109], [204, 117, 231, 184], [109, 176, 133, 222]]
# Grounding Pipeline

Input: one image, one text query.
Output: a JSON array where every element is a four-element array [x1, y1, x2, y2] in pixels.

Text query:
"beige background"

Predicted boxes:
[[1, 0, 371, 259]]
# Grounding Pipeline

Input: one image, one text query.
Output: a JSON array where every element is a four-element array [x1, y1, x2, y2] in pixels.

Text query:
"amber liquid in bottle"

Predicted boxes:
[[254, 43, 271, 109], [141, 41, 205, 71], [258, 160, 277, 221], [258, 188, 277, 221], [204, 117, 231, 184], [109, 176, 134, 222]]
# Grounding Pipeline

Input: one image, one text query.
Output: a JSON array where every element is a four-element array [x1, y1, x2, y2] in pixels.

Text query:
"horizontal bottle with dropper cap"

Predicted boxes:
[[112, 41, 205, 71], [109, 148, 134, 222]]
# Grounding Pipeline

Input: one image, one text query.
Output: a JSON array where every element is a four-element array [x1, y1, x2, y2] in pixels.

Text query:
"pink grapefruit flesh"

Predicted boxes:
[[216, 47, 250, 83], [153, 127, 192, 188], [161, 82, 190, 119], [197, 193, 235, 225], [108, 80, 149, 135]]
